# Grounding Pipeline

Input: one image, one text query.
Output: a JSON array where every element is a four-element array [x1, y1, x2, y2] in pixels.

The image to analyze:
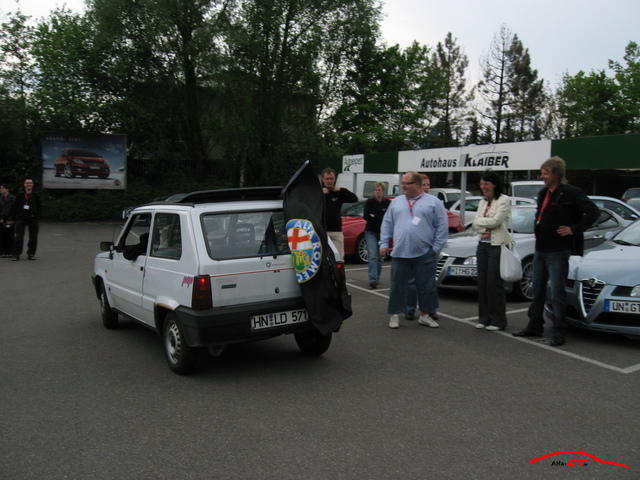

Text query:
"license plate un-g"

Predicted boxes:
[[251, 309, 308, 331], [605, 300, 640, 314]]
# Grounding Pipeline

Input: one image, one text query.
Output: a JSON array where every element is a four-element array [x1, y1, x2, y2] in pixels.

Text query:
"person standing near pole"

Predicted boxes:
[[512, 157, 598, 346], [11, 178, 41, 261], [380, 171, 448, 329], [363, 182, 390, 289]]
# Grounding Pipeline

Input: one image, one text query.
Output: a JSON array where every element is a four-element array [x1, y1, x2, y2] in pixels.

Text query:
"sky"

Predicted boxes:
[[3, 0, 639, 89]]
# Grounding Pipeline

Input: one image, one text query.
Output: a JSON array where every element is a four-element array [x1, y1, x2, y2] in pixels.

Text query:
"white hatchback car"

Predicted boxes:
[[92, 187, 344, 374]]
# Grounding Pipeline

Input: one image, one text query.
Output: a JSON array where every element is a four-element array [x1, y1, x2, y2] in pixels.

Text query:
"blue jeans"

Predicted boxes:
[[388, 250, 438, 315], [527, 250, 570, 333], [406, 276, 438, 316], [364, 230, 382, 283]]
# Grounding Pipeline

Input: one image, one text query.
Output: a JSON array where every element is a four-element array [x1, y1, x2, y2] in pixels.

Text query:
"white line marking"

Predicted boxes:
[[346, 265, 391, 272], [346, 281, 637, 375]]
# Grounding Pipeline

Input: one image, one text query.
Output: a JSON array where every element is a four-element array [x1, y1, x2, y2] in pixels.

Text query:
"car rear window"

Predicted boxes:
[[201, 210, 290, 259]]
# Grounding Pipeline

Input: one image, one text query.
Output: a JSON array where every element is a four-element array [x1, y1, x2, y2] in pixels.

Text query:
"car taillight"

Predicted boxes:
[[192, 275, 212, 310]]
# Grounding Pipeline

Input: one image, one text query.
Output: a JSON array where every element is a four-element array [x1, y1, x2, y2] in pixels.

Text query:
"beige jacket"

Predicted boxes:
[[472, 194, 512, 246]]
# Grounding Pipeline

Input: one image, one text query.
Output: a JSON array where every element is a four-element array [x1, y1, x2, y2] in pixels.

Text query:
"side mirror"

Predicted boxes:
[[100, 241, 114, 252], [605, 231, 614, 240]]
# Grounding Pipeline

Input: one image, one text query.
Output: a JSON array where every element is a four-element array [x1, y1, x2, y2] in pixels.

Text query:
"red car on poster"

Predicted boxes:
[[341, 201, 464, 263]]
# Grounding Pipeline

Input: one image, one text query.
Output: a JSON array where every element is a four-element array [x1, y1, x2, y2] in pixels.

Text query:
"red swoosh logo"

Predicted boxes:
[[530, 451, 630, 469]]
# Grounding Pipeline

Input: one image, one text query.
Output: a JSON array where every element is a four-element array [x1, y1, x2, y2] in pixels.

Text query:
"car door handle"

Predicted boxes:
[[591, 235, 603, 239]]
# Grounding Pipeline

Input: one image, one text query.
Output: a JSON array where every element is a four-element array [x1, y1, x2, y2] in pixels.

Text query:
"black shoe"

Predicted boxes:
[[549, 335, 566, 347], [369, 281, 377, 289], [12, 255, 19, 261], [512, 329, 543, 337]]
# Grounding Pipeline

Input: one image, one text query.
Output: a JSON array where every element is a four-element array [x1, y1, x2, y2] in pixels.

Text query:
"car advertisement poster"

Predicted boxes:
[[42, 133, 126, 190]]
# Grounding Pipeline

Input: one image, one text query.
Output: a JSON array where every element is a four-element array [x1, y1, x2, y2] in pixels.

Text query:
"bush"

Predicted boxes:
[[42, 178, 230, 222]]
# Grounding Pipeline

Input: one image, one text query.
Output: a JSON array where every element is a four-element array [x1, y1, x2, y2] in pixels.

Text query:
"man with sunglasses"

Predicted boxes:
[[380, 171, 448, 329]]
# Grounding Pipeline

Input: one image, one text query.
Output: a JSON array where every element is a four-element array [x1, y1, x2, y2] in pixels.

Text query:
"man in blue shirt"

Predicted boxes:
[[380, 171, 448, 329]]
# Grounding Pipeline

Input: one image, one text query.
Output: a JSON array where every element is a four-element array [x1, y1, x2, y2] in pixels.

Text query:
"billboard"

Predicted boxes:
[[42, 133, 127, 190]]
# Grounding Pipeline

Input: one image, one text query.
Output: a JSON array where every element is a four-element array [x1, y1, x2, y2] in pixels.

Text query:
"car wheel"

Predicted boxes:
[[99, 284, 119, 329], [511, 256, 534, 301], [63, 164, 74, 178], [99, 170, 110, 179], [163, 312, 198, 374], [356, 236, 368, 263], [295, 330, 332, 356]]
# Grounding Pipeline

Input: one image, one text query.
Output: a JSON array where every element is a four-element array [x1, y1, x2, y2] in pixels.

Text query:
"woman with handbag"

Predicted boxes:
[[471, 171, 512, 331]]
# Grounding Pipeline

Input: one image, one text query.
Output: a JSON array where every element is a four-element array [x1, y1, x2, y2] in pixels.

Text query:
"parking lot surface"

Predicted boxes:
[[1, 223, 638, 479]]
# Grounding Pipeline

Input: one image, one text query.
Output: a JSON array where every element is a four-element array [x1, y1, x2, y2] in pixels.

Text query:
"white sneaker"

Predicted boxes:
[[475, 322, 486, 329], [388, 314, 400, 329], [418, 314, 439, 328], [485, 325, 503, 331]]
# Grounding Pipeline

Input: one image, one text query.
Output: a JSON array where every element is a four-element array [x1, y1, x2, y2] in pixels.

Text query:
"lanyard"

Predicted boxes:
[[482, 200, 492, 217], [406, 195, 422, 217], [536, 189, 553, 223]]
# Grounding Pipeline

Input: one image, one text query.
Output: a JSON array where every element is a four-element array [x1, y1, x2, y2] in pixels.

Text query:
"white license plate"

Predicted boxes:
[[251, 309, 308, 331], [448, 265, 477, 277], [605, 300, 640, 314], [90, 166, 100, 169]]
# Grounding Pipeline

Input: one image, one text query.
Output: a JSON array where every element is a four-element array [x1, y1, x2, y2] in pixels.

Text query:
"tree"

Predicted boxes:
[[477, 25, 512, 143], [431, 32, 469, 147], [609, 41, 640, 132], [556, 69, 627, 137]]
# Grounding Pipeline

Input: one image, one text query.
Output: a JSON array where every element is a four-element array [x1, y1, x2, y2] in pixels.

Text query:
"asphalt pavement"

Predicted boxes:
[[1, 222, 638, 479]]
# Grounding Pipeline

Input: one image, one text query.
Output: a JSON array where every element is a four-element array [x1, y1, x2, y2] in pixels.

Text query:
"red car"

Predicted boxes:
[[54, 148, 110, 179], [341, 201, 464, 263]]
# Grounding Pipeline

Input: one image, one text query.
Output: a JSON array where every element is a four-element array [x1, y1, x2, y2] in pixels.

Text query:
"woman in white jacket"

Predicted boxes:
[[471, 171, 511, 330]]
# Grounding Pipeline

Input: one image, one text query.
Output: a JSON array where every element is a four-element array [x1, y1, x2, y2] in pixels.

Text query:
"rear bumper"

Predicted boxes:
[[174, 297, 313, 347]]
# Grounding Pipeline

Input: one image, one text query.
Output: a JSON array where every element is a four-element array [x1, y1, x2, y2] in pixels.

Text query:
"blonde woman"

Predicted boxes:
[[472, 171, 511, 330]]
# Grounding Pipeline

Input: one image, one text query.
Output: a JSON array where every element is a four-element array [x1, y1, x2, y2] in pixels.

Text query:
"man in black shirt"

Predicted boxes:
[[321, 168, 358, 259], [363, 182, 390, 288], [513, 157, 598, 346], [11, 178, 42, 261]]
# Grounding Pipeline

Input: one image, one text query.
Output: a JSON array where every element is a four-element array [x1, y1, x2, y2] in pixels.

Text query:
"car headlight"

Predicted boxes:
[[463, 256, 477, 265], [631, 285, 640, 297]]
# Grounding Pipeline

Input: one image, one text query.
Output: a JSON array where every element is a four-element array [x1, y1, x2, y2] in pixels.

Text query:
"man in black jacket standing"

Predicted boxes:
[[11, 178, 41, 261], [513, 157, 599, 346], [321, 168, 358, 259]]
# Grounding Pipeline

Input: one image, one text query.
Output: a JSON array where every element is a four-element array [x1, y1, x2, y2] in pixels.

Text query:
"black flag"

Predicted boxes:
[[282, 161, 352, 335]]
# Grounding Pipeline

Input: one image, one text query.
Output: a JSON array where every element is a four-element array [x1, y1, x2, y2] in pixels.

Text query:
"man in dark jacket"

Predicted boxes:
[[513, 157, 599, 346], [0, 183, 16, 257], [11, 178, 41, 261], [321, 167, 358, 259]]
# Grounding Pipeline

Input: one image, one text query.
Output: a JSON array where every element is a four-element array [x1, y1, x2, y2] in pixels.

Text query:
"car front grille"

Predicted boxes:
[[436, 257, 447, 279], [594, 313, 640, 327], [580, 280, 605, 314]]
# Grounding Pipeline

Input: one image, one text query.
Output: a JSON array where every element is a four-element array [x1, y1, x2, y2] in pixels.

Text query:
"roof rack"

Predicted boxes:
[[175, 186, 283, 204]]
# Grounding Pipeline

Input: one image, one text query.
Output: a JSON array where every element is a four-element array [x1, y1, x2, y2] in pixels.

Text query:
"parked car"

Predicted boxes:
[[559, 219, 640, 340], [122, 192, 188, 220], [93, 187, 345, 374], [589, 195, 640, 225], [509, 180, 544, 200], [436, 205, 626, 300], [430, 188, 472, 209], [341, 200, 464, 263], [621, 187, 640, 203], [449, 196, 536, 228], [54, 148, 110, 179]]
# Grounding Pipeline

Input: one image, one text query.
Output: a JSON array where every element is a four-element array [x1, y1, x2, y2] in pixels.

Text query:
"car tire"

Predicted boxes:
[[99, 284, 119, 329], [163, 312, 198, 374], [99, 170, 110, 179], [64, 164, 74, 178], [295, 330, 332, 356], [356, 236, 368, 263], [511, 256, 534, 301]]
